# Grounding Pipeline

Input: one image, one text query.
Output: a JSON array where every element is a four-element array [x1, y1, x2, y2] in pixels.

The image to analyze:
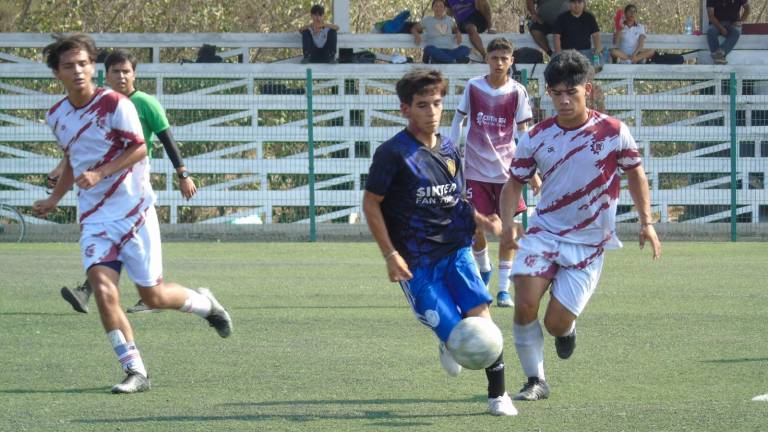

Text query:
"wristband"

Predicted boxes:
[[384, 250, 399, 260]]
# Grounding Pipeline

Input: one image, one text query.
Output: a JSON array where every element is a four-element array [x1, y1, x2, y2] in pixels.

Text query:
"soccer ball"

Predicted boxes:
[[446, 316, 504, 370]]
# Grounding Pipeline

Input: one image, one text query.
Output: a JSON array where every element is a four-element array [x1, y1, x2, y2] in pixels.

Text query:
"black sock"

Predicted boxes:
[[485, 352, 505, 398]]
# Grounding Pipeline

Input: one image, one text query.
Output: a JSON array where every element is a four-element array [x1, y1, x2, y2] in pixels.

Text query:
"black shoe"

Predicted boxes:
[[111, 369, 151, 394], [513, 377, 550, 401], [199, 288, 233, 338], [555, 328, 576, 359], [60, 281, 91, 314]]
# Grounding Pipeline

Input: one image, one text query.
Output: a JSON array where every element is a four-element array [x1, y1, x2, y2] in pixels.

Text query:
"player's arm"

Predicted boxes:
[[34, 156, 74, 217], [76, 141, 147, 190], [625, 165, 661, 259], [449, 110, 467, 151], [156, 128, 197, 200], [499, 178, 525, 250], [47, 158, 67, 189], [362, 190, 413, 282]]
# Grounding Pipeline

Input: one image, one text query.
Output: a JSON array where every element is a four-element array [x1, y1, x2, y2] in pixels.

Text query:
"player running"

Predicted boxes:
[[499, 50, 661, 401], [450, 37, 541, 307], [57, 49, 197, 314], [33, 34, 232, 394], [363, 68, 517, 416]]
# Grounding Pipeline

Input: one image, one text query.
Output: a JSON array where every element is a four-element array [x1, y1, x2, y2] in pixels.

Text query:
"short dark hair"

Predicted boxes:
[[396, 69, 447, 105], [43, 33, 98, 71], [624, 3, 637, 12], [486, 37, 514, 55], [310, 4, 325, 15], [432, 0, 446, 6], [544, 50, 594, 88], [104, 49, 138, 72]]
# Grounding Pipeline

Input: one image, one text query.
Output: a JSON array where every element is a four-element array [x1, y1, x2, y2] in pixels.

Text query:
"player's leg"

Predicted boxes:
[[80, 223, 150, 393], [512, 274, 552, 401], [545, 248, 604, 360], [467, 180, 493, 285], [495, 185, 523, 307], [123, 206, 232, 338], [89, 264, 150, 394], [398, 256, 464, 377], [448, 249, 516, 416]]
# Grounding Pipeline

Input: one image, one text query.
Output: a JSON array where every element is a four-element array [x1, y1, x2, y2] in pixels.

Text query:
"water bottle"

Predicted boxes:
[[519, 16, 525, 34], [592, 53, 602, 72], [684, 16, 693, 35]]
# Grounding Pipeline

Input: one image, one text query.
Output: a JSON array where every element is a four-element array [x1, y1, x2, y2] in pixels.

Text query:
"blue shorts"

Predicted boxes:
[[399, 247, 493, 342]]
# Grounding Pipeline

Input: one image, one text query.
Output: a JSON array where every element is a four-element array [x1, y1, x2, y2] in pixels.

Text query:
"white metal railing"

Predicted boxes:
[[0, 62, 766, 225]]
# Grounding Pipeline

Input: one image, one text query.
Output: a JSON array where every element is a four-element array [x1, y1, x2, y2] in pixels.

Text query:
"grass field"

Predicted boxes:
[[1, 242, 767, 431]]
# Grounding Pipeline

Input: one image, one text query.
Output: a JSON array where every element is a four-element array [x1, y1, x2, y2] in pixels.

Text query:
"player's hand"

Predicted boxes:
[[719, 26, 728, 36], [32, 198, 56, 218], [75, 170, 103, 189], [386, 252, 412, 282], [179, 177, 197, 200], [474, 212, 502, 236], [500, 223, 520, 251], [639, 224, 661, 260]]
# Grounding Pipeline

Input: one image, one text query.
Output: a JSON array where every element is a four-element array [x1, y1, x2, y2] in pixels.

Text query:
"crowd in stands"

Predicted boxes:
[[192, 1, 752, 67]]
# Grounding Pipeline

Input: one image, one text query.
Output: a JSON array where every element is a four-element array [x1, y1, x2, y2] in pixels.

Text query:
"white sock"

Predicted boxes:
[[513, 321, 545, 380], [107, 329, 147, 377], [179, 288, 212, 317], [497, 260, 513, 292], [472, 247, 491, 272]]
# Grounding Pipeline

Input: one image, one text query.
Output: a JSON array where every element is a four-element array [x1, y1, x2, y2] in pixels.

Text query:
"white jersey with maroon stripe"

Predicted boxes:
[[509, 110, 642, 249], [457, 76, 533, 183], [47, 88, 154, 224]]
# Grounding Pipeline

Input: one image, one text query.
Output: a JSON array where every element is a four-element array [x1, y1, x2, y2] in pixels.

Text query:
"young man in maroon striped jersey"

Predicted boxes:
[[499, 50, 661, 401], [32, 33, 232, 394]]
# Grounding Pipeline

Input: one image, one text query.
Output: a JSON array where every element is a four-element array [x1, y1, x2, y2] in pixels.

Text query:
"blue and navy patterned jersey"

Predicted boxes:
[[366, 129, 476, 268]]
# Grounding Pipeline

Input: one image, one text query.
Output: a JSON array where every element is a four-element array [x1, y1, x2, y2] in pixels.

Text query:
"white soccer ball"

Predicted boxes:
[[446, 316, 504, 370]]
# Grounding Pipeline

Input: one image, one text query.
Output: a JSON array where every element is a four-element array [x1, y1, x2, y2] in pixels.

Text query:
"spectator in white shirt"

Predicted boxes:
[[610, 4, 655, 64]]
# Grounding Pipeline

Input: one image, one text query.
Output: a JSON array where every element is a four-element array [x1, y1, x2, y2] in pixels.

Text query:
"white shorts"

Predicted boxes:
[[79, 205, 163, 287], [511, 231, 604, 316]]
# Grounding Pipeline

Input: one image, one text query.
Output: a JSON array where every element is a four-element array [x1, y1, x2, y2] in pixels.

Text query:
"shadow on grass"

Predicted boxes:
[[0, 387, 107, 394], [75, 397, 488, 425], [701, 357, 768, 364]]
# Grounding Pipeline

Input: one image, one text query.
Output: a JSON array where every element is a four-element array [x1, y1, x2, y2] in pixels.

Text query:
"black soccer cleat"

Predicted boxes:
[[60, 281, 92, 314], [199, 288, 233, 338], [513, 377, 550, 401], [555, 328, 577, 359]]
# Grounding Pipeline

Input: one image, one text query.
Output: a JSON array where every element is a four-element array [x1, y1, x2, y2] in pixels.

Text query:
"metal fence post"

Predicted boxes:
[[306, 68, 317, 242], [729, 72, 737, 242]]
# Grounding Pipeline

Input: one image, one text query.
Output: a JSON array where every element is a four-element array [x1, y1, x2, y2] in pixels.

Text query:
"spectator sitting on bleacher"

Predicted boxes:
[[526, 0, 569, 56], [446, 0, 495, 59], [553, 0, 602, 59], [610, 4, 655, 64], [299, 4, 339, 64], [706, 0, 750, 65], [412, 0, 470, 64]]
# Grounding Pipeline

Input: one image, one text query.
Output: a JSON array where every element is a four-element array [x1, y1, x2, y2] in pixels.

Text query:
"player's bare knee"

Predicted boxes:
[[543, 313, 573, 337]]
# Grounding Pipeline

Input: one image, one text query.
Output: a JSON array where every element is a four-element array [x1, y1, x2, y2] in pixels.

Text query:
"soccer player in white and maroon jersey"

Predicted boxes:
[[499, 50, 661, 401], [32, 34, 233, 394], [450, 37, 541, 308]]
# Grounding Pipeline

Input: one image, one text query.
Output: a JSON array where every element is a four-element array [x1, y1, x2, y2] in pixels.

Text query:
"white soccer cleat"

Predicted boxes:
[[488, 392, 518, 416], [438, 342, 462, 377], [753, 393, 768, 402]]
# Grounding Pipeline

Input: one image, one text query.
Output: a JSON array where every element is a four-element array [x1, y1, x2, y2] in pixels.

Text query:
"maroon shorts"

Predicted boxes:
[[467, 179, 527, 217]]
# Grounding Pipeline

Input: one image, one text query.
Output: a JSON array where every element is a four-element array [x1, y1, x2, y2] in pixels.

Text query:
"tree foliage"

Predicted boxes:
[[1, 1, 766, 35]]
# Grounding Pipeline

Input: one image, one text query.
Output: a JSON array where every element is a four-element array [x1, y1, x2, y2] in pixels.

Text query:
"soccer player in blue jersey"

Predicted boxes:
[[363, 69, 517, 416]]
